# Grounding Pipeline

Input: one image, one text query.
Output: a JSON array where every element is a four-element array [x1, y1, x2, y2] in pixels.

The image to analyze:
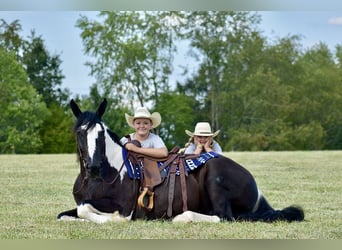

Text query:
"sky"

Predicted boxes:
[[1, 11, 342, 96]]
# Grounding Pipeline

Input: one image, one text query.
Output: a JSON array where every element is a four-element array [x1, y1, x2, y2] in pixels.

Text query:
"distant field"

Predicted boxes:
[[0, 151, 341, 239]]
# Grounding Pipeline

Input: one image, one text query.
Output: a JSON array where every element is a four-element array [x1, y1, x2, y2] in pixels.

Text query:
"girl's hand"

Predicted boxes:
[[204, 137, 213, 152], [193, 136, 200, 146], [125, 142, 139, 152], [206, 137, 212, 146]]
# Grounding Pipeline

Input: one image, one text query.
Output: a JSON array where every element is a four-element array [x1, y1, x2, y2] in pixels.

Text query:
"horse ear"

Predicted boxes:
[[96, 98, 107, 118], [70, 99, 82, 118]]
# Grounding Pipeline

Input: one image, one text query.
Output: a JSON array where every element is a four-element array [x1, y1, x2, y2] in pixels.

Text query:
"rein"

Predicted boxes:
[[104, 156, 126, 185]]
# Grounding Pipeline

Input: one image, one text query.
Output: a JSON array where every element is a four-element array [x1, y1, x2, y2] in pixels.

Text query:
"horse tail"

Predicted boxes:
[[278, 205, 305, 222], [238, 195, 305, 222]]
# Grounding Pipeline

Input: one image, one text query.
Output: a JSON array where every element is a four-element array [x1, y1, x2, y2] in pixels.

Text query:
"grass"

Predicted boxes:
[[0, 151, 341, 239]]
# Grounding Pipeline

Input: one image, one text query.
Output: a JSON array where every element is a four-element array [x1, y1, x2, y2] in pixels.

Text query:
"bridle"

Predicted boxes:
[[73, 123, 129, 193]]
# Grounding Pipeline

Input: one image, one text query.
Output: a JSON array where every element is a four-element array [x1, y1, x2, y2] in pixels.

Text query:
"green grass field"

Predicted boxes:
[[0, 151, 341, 239]]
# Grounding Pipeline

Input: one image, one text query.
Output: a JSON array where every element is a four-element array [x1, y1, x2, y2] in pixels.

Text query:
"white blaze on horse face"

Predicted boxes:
[[86, 123, 102, 161]]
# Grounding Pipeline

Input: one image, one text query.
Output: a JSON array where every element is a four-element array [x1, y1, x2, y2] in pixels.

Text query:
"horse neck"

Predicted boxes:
[[103, 128, 126, 181]]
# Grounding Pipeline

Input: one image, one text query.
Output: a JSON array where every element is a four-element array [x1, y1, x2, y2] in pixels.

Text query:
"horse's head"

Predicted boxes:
[[70, 99, 110, 178]]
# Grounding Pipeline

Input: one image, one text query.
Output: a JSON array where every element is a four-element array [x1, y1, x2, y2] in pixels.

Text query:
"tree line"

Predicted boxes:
[[1, 11, 342, 153]]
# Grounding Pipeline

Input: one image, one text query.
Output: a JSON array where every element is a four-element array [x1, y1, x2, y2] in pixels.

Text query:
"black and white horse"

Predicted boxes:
[[57, 99, 304, 223]]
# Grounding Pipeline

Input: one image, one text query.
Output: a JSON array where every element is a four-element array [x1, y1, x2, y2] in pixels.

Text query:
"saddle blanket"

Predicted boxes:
[[123, 150, 219, 179]]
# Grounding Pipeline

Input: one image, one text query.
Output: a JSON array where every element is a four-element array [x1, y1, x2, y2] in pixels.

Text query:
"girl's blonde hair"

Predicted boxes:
[[178, 136, 194, 154], [184, 136, 194, 149]]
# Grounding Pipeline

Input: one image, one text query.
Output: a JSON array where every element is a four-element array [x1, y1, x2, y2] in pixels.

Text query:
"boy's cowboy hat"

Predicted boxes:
[[185, 122, 220, 137], [125, 107, 161, 129]]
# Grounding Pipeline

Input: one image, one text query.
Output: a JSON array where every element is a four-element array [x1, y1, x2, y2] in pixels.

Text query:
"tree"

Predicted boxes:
[[155, 91, 197, 149], [38, 102, 75, 153], [0, 19, 22, 58], [176, 13, 340, 150], [179, 11, 262, 132], [293, 43, 342, 149], [76, 11, 179, 109], [1, 19, 76, 153], [22, 31, 67, 106], [0, 47, 48, 153]]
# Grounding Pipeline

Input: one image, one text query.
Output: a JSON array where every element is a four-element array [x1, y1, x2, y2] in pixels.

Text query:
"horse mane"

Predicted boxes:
[[74, 111, 100, 131], [106, 128, 124, 147]]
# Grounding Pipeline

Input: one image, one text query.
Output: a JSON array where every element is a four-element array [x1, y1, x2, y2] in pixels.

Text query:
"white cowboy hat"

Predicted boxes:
[[125, 107, 161, 129], [185, 122, 220, 137]]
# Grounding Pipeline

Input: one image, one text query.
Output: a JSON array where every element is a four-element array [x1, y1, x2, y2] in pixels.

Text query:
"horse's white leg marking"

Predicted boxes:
[[172, 211, 220, 223], [77, 203, 132, 223], [58, 215, 87, 222]]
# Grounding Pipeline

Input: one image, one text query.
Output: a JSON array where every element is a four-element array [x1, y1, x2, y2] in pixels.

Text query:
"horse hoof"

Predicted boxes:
[[58, 215, 87, 222]]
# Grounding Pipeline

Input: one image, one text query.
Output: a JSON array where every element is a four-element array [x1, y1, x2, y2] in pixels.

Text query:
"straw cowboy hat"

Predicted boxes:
[[185, 122, 220, 137], [125, 107, 161, 129]]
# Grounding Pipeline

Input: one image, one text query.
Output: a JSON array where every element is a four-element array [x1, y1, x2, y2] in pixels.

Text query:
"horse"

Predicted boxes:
[[57, 99, 304, 223]]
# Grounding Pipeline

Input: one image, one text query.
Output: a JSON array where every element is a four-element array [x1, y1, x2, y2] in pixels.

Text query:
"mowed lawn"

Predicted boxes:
[[0, 151, 341, 239]]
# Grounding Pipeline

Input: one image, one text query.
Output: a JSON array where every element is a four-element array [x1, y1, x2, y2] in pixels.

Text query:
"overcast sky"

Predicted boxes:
[[1, 11, 342, 96]]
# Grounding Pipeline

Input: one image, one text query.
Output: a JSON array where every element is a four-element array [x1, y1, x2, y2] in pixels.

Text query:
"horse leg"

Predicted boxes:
[[205, 176, 235, 220], [57, 208, 86, 221], [172, 211, 220, 223], [82, 198, 123, 213], [77, 203, 132, 223]]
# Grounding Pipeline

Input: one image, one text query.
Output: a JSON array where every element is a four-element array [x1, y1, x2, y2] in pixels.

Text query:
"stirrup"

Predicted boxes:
[[138, 187, 154, 211]]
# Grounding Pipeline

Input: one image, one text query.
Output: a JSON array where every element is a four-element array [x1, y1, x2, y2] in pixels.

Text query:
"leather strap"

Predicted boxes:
[[178, 158, 188, 212], [158, 153, 179, 172], [167, 163, 177, 217]]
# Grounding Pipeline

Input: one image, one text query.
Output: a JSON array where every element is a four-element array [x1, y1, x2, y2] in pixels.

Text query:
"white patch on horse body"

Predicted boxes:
[[172, 211, 220, 223], [251, 188, 262, 213], [103, 125, 126, 181], [77, 203, 132, 223], [86, 123, 102, 160]]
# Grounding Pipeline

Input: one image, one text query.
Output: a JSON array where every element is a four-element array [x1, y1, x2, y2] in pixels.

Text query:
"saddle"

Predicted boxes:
[[125, 138, 195, 217]]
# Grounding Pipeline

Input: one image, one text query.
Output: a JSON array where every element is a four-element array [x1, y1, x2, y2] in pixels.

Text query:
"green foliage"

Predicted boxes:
[[1, 19, 75, 154], [38, 103, 75, 153], [21, 31, 66, 106], [0, 47, 48, 153], [73, 11, 342, 151], [292, 43, 342, 149], [76, 11, 176, 108], [0, 19, 22, 57], [155, 92, 197, 149], [177, 14, 342, 150], [227, 121, 326, 151], [2, 12, 342, 153]]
